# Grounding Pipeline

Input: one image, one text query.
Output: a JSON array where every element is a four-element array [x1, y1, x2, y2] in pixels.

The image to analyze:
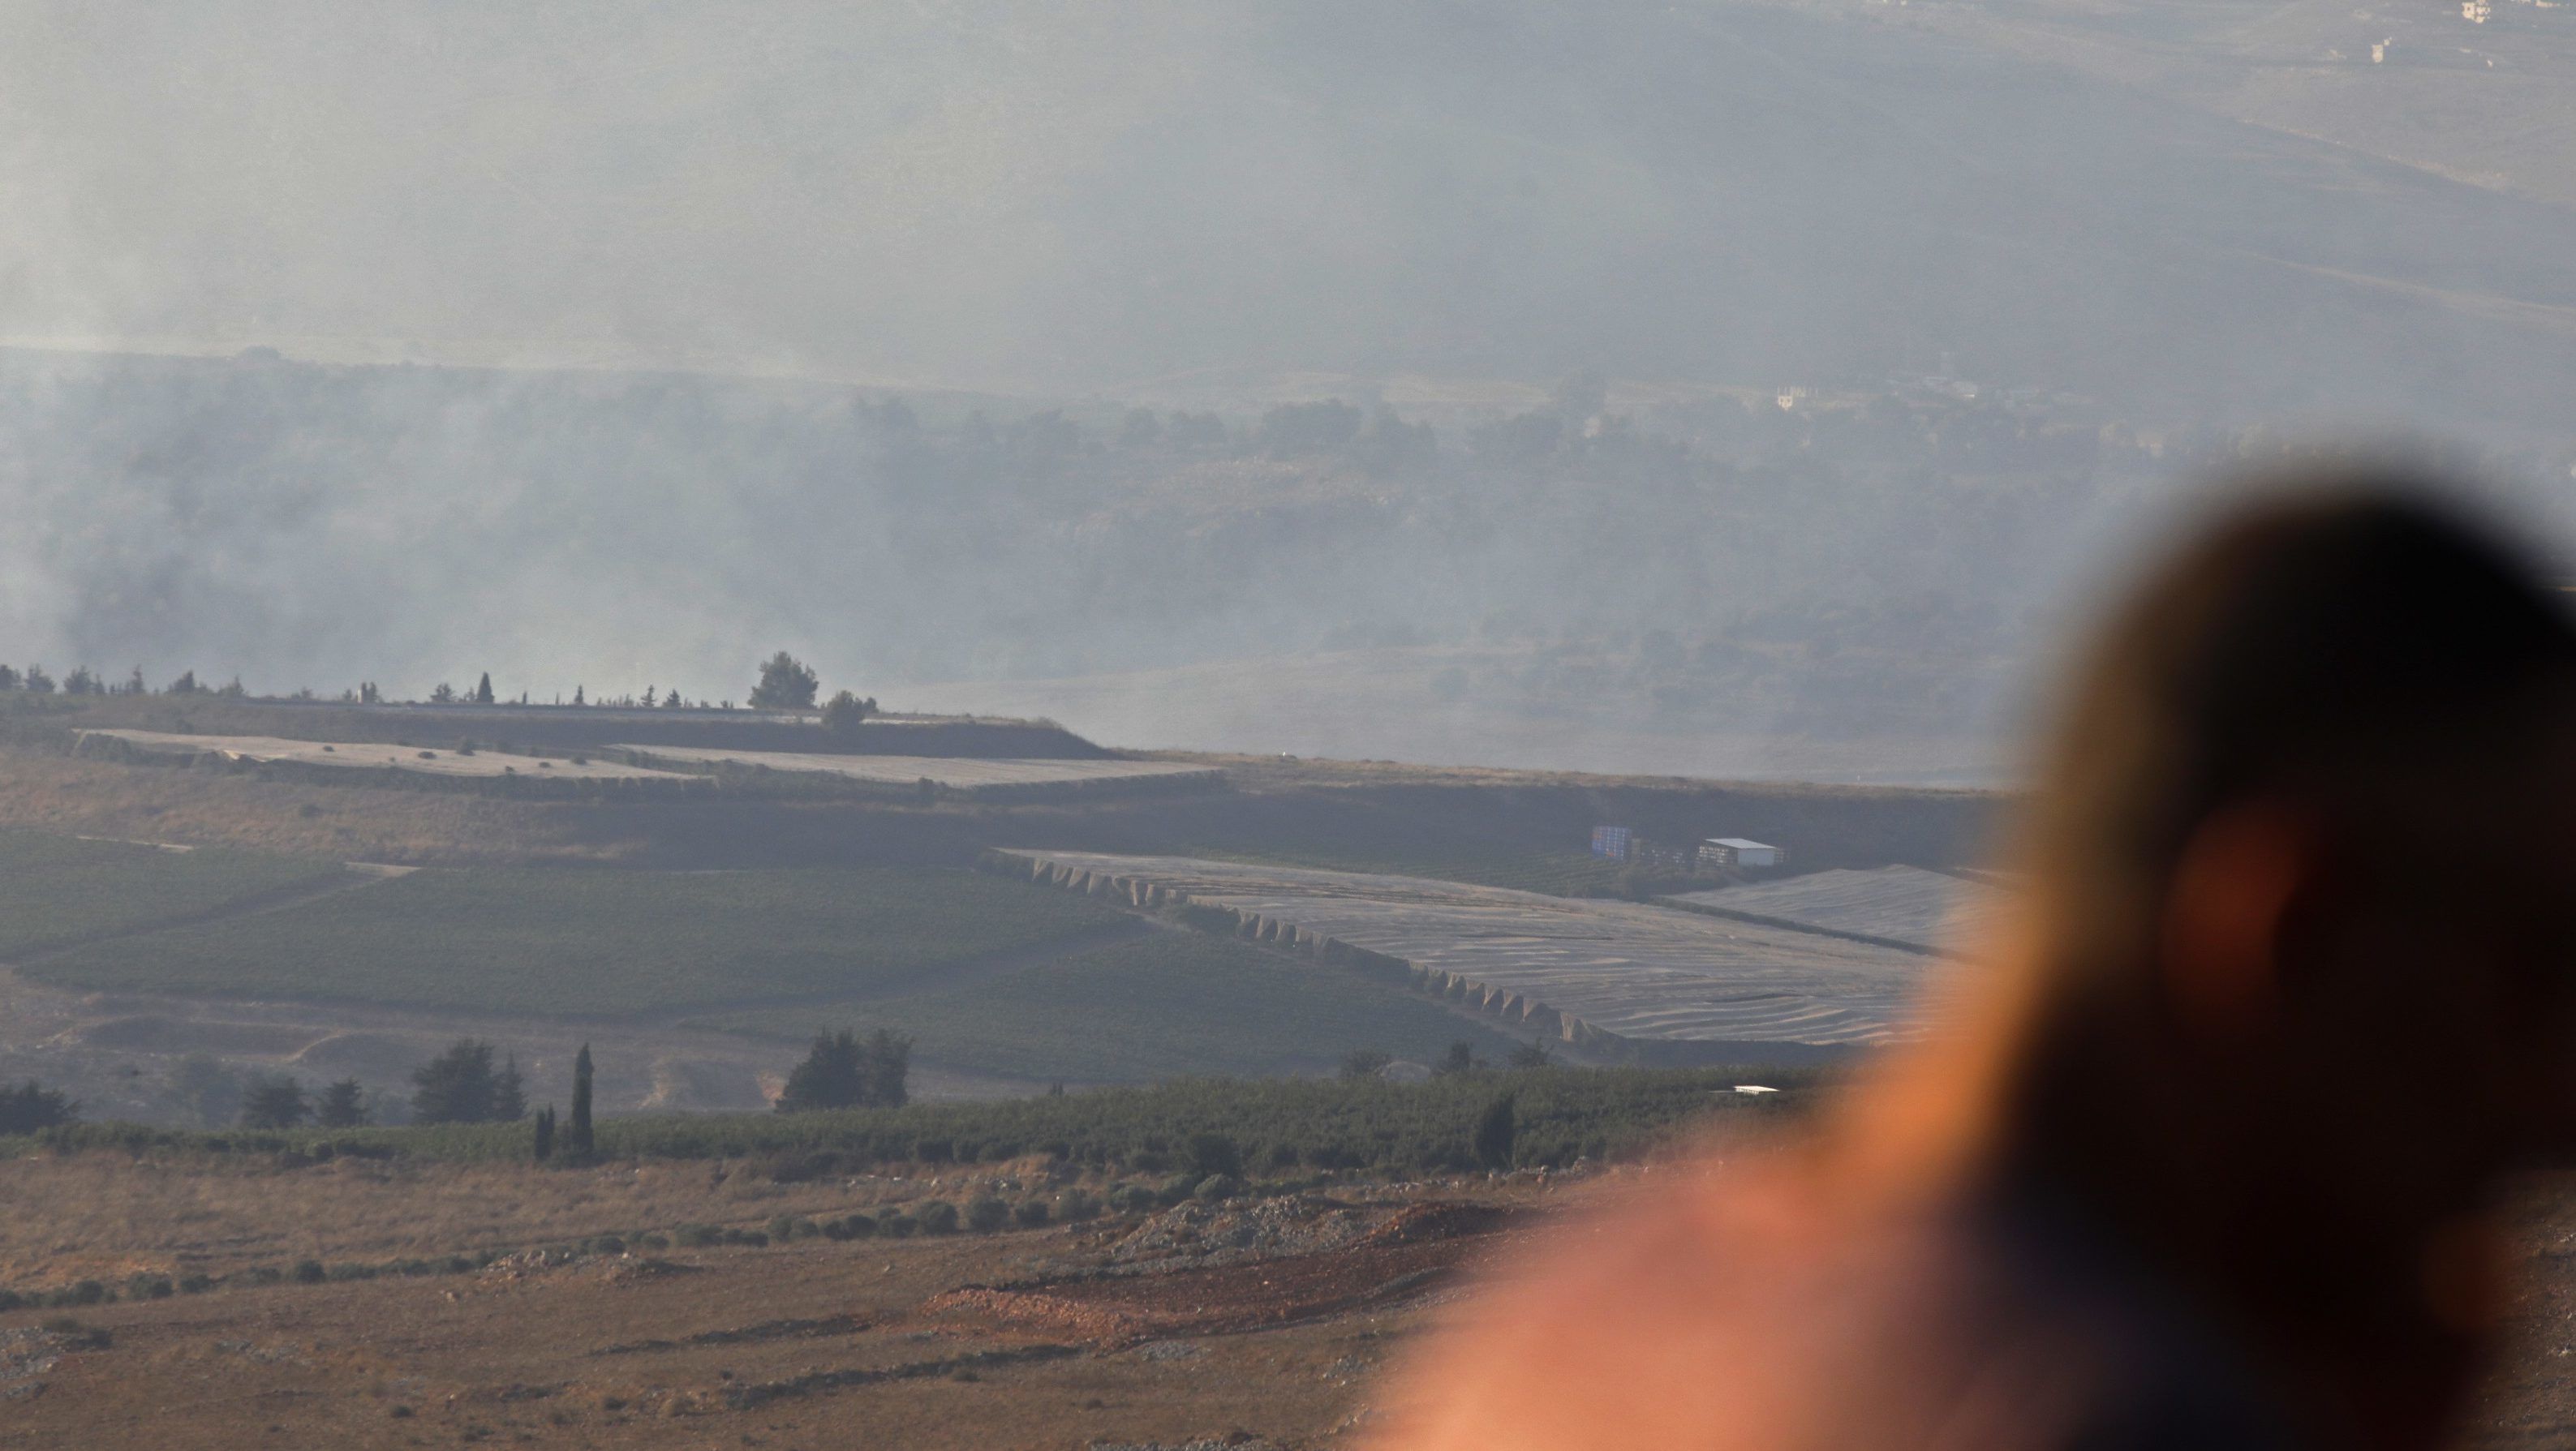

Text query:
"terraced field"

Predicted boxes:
[[0, 831, 349, 959], [699, 927, 1523, 1083], [24, 866, 1130, 1016], [999, 851, 1939, 1062], [613, 745, 1222, 797], [1659, 865, 2008, 953], [78, 728, 692, 783]]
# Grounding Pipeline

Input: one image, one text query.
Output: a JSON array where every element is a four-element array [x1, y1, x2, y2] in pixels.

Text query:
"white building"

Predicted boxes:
[[1699, 837, 1783, 870]]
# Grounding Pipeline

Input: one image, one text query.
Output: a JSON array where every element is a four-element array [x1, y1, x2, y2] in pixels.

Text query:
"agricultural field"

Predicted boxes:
[[1659, 865, 2008, 954], [76, 728, 695, 783], [0, 830, 348, 959], [1001, 851, 1940, 1062], [617, 745, 1223, 797], [698, 926, 1527, 1083], [23, 865, 1131, 1016], [1185, 845, 1642, 898]]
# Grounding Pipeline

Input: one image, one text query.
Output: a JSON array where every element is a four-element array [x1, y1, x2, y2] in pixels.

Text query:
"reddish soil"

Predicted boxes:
[[927, 1202, 1520, 1344]]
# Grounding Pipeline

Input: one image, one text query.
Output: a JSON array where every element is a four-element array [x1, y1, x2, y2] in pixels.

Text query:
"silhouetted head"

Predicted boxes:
[[1990, 471, 2576, 1370]]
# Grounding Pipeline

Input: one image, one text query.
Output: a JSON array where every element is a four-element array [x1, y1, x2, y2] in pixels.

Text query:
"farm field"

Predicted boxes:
[[24, 865, 1132, 1016], [78, 728, 695, 783], [3, 1093, 2576, 1451], [617, 744, 1223, 796], [0, 830, 348, 959], [1659, 865, 2008, 953], [1185, 845, 1641, 898], [698, 926, 1526, 1083], [1000, 850, 1940, 1061]]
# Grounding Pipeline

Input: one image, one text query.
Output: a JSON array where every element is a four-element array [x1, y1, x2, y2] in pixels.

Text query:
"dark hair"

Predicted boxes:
[[2023, 473, 2576, 981]]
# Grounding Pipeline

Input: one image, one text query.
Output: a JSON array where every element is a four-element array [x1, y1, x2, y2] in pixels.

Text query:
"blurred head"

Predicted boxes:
[[1985, 473, 2576, 1328]]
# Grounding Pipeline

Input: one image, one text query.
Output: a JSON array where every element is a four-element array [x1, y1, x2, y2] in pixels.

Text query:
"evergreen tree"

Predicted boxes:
[[532, 1105, 556, 1161], [0, 665, 17, 691], [22, 665, 52, 694], [777, 1031, 866, 1112], [820, 690, 873, 734], [428, 681, 456, 704], [475, 672, 496, 705], [316, 1077, 368, 1128], [641, 685, 657, 708], [493, 1055, 527, 1121], [864, 1028, 912, 1110], [410, 1040, 501, 1124], [1472, 1093, 1518, 1170], [169, 669, 200, 694], [571, 685, 584, 706], [567, 1044, 595, 1156], [0, 1080, 76, 1135], [239, 1074, 311, 1130], [749, 651, 819, 710]]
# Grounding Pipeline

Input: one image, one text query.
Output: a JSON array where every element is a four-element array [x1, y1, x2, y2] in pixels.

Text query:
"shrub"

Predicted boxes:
[[673, 1224, 721, 1248], [1111, 1184, 1160, 1214], [820, 1213, 876, 1242], [1060, 1189, 1103, 1222], [588, 1235, 627, 1256], [879, 1213, 918, 1239], [177, 1274, 214, 1294], [1473, 1093, 1518, 1170], [65, 1280, 108, 1305], [965, 1196, 1011, 1234], [1184, 1131, 1242, 1180], [916, 1200, 960, 1234], [1013, 1199, 1051, 1229], [1158, 1172, 1200, 1206], [767, 1215, 802, 1242], [1193, 1174, 1242, 1202]]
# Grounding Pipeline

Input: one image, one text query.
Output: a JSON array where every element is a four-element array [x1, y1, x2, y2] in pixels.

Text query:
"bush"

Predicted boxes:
[[1013, 1199, 1051, 1229], [916, 1200, 960, 1235], [673, 1224, 721, 1248], [1184, 1131, 1242, 1180], [879, 1213, 918, 1239], [292, 1260, 326, 1284], [1060, 1189, 1103, 1222], [1158, 1172, 1201, 1206], [1112, 1184, 1159, 1214], [177, 1274, 214, 1294], [821, 1213, 876, 1241], [965, 1196, 1011, 1233], [1193, 1174, 1243, 1202]]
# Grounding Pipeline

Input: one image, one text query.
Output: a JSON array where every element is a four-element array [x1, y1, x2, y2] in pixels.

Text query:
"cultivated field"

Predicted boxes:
[[1000, 851, 1938, 1062], [613, 744, 1224, 797], [698, 925, 1525, 1082], [0, 831, 349, 958], [1659, 865, 2006, 954], [77, 728, 695, 783], [24, 865, 1130, 1016]]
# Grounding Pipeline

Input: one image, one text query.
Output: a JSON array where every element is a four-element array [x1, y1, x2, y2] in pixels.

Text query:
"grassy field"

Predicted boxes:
[[700, 928, 1527, 1082], [0, 830, 346, 958], [24, 865, 1129, 1015]]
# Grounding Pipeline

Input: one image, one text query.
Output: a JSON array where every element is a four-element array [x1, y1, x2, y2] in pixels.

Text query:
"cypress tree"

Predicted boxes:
[[532, 1106, 556, 1161], [568, 1045, 595, 1157], [475, 672, 496, 705]]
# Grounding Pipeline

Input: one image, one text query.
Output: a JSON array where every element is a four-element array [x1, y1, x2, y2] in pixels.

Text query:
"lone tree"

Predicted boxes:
[[428, 681, 456, 704], [411, 1039, 506, 1124], [567, 1044, 595, 1156], [776, 1029, 911, 1113], [0, 1079, 76, 1135], [532, 1105, 557, 1161], [239, 1074, 311, 1130], [750, 651, 819, 711], [316, 1078, 369, 1128], [820, 689, 875, 735], [475, 672, 496, 705]]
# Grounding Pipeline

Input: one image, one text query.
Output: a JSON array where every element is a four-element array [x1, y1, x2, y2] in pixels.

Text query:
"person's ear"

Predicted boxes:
[[2158, 801, 2316, 1045]]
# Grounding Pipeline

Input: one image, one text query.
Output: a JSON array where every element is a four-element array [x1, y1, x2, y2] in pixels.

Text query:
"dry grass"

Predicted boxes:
[[0, 745, 628, 864], [0, 1151, 1037, 1288]]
